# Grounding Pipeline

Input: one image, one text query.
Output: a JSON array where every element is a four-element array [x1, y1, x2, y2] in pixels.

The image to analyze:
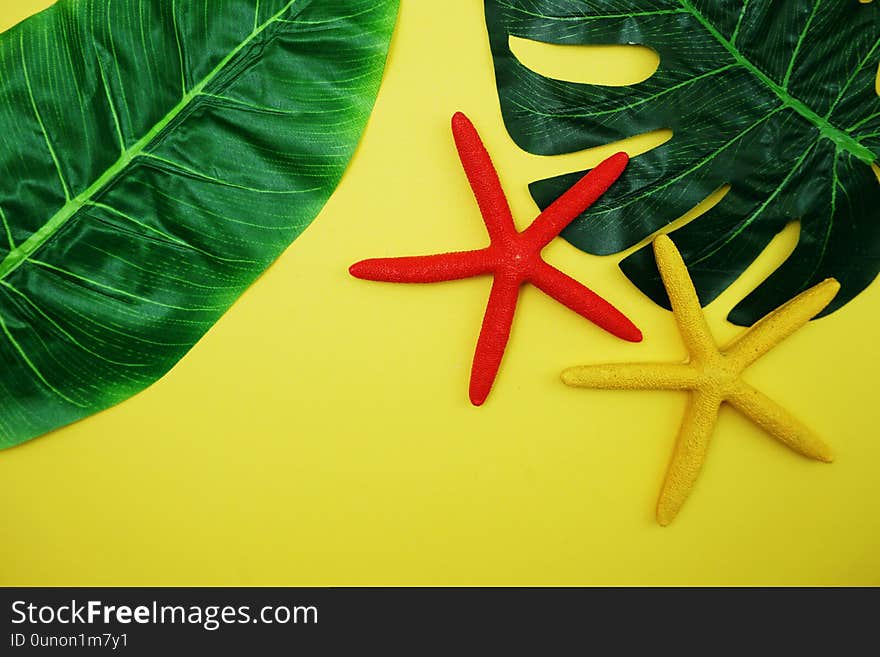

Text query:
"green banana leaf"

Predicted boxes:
[[0, 0, 398, 449], [485, 0, 880, 325]]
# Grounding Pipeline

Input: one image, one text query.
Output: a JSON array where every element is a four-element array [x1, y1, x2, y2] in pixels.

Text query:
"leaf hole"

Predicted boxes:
[[509, 36, 659, 86], [718, 220, 802, 312], [618, 184, 732, 258], [520, 129, 673, 187]]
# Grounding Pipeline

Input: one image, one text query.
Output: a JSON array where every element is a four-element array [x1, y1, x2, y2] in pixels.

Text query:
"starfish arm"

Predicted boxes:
[[350, 249, 494, 283], [561, 363, 698, 390], [727, 382, 834, 462], [522, 152, 629, 250], [530, 261, 642, 342], [451, 113, 517, 242], [725, 278, 840, 371], [653, 235, 718, 363], [469, 275, 520, 406], [657, 390, 722, 526]]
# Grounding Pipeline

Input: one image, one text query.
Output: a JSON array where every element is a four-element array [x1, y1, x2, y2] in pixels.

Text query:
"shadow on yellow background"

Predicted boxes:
[[1, 0, 878, 585]]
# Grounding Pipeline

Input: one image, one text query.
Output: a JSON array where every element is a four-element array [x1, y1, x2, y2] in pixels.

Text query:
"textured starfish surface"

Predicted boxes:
[[351, 112, 642, 405], [562, 235, 839, 526]]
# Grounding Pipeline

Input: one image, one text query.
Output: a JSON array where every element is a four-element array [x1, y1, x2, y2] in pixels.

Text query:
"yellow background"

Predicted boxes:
[[1, 0, 878, 586]]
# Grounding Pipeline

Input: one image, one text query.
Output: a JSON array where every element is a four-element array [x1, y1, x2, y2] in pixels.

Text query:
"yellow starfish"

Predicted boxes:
[[562, 235, 839, 526]]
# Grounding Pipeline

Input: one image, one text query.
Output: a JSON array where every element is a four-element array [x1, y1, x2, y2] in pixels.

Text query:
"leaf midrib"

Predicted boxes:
[[0, 0, 302, 281], [678, 0, 876, 165]]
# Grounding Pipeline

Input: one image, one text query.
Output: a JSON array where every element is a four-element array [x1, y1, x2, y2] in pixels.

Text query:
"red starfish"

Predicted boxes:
[[351, 112, 642, 406]]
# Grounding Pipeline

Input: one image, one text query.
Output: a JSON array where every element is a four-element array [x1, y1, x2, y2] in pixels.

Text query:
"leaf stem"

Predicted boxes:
[[678, 0, 876, 165], [0, 0, 306, 282]]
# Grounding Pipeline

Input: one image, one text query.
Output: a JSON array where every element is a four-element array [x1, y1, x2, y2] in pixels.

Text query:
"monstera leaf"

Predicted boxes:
[[0, 0, 398, 448], [486, 0, 880, 325]]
